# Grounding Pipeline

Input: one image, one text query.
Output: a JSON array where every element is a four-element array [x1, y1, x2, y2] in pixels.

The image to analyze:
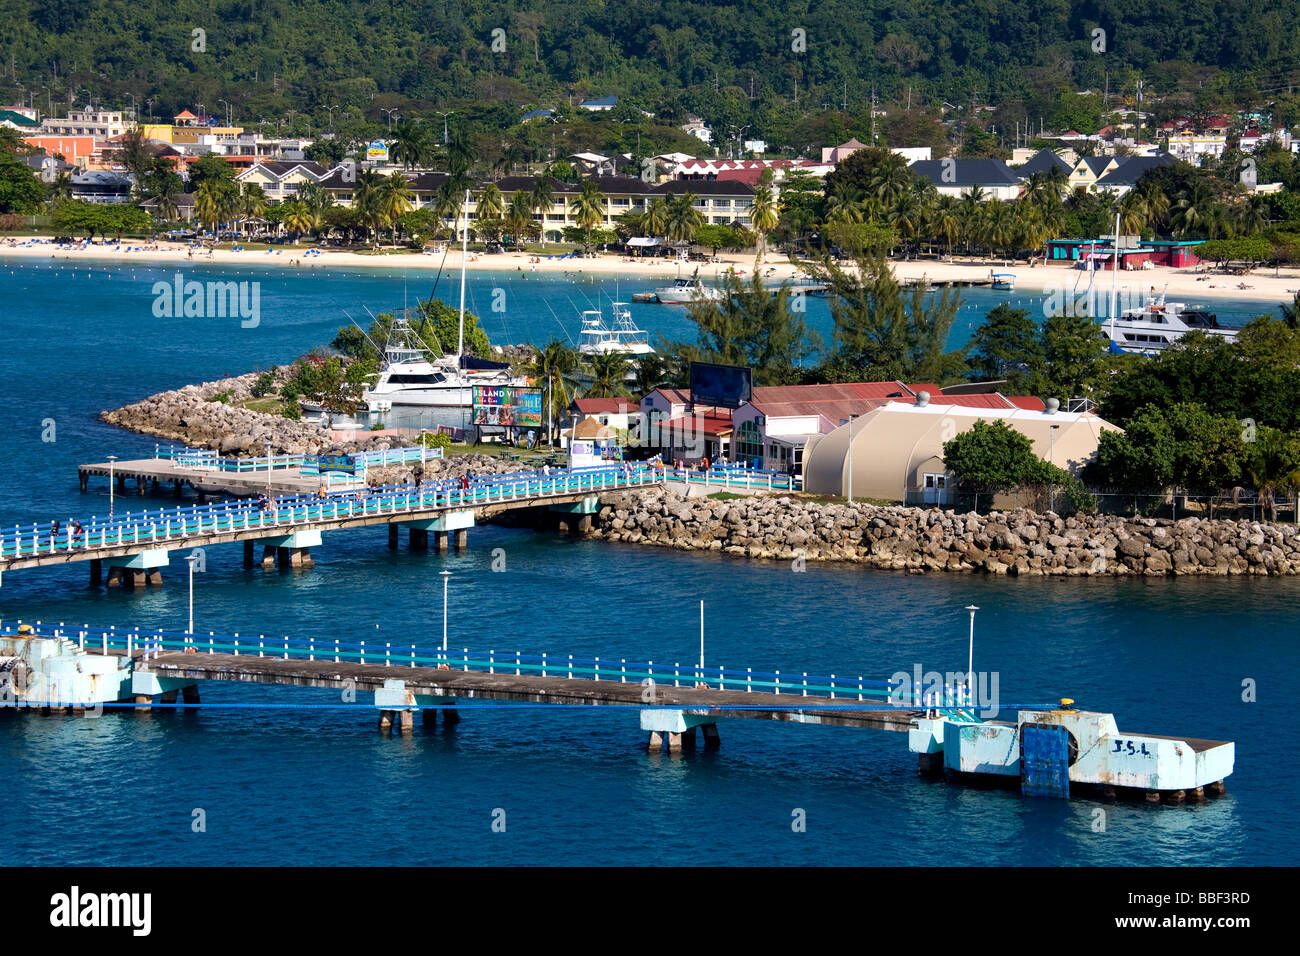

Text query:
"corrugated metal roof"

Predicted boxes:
[[573, 397, 635, 414]]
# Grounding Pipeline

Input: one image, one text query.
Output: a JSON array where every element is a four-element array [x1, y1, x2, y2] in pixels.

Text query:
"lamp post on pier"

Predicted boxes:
[[965, 605, 979, 705], [186, 553, 199, 635], [440, 570, 452, 657], [266, 441, 272, 493], [107, 455, 117, 520]]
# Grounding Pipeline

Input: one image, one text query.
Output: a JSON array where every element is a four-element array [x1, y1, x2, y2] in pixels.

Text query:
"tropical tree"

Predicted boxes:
[[476, 182, 505, 221], [352, 168, 388, 246], [662, 192, 703, 244], [381, 172, 414, 245], [585, 352, 631, 398], [748, 184, 779, 264], [390, 119, 432, 169], [530, 176, 557, 243], [505, 190, 536, 247], [641, 195, 669, 236], [195, 179, 238, 237], [524, 340, 581, 445], [281, 200, 317, 241], [569, 179, 608, 251]]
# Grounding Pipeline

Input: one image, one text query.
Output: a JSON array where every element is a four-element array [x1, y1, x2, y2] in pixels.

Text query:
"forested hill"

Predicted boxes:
[[7, 0, 1300, 141]]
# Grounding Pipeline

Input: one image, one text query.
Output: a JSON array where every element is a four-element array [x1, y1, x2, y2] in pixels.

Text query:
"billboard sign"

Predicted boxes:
[[317, 454, 355, 475], [472, 385, 543, 428], [689, 361, 752, 409], [366, 140, 389, 162]]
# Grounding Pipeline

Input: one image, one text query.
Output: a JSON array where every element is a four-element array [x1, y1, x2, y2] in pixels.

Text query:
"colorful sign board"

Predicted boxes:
[[472, 385, 543, 428], [316, 454, 356, 475], [366, 140, 389, 161]]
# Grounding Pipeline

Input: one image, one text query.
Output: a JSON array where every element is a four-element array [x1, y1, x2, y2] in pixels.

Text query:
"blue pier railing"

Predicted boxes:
[[0, 620, 1021, 715]]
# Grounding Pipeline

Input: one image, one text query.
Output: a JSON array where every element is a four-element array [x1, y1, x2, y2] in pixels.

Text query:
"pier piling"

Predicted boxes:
[[453, 529, 468, 550], [387, 525, 398, 549]]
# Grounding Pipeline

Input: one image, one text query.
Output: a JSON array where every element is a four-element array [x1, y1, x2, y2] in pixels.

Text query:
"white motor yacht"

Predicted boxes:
[[1104, 294, 1237, 354], [577, 305, 655, 357], [653, 274, 724, 304]]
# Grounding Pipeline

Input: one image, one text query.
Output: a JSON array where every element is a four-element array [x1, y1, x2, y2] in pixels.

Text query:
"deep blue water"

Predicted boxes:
[[0, 257, 1295, 866]]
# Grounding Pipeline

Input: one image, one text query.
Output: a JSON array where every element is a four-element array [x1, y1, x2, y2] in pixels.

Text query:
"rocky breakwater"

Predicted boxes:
[[101, 370, 403, 457], [593, 490, 1300, 576]]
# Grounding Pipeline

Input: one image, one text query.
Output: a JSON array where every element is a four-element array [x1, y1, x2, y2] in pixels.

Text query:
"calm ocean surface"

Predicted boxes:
[[0, 257, 1294, 866]]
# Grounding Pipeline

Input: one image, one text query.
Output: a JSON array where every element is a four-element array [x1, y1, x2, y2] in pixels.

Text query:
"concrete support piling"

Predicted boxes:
[[442, 707, 460, 724], [647, 730, 663, 753], [388, 525, 398, 549], [133, 694, 151, 714], [453, 529, 468, 550], [409, 529, 429, 550], [435, 531, 449, 553], [89, 558, 102, 587], [377, 710, 394, 734], [701, 723, 721, 750], [261, 545, 277, 568], [182, 684, 200, 708], [396, 710, 414, 735], [244, 540, 254, 568], [160, 689, 178, 705]]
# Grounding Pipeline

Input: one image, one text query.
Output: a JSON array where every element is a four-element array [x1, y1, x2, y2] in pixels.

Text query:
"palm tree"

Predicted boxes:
[[959, 187, 987, 257], [523, 340, 581, 446], [390, 119, 432, 169], [641, 196, 669, 236], [569, 179, 609, 251], [47, 170, 73, 203], [662, 192, 703, 244], [869, 155, 914, 208], [505, 190, 535, 248], [585, 352, 631, 398], [748, 184, 779, 264], [1171, 181, 1216, 237], [931, 195, 962, 259], [381, 173, 414, 245], [530, 176, 556, 243], [446, 129, 478, 178], [195, 180, 238, 238], [889, 189, 926, 258], [281, 200, 316, 242], [237, 183, 267, 238], [352, 169, 388, 246], [1234, 194, 1271, 236], [476, 182, 505, 220]]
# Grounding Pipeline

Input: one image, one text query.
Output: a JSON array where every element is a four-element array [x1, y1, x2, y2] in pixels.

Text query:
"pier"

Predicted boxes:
[[0, 621, 1235, 802]]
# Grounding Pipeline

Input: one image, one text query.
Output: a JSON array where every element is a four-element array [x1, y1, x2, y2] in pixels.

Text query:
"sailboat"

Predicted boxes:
[[362, 191, 526, 409]]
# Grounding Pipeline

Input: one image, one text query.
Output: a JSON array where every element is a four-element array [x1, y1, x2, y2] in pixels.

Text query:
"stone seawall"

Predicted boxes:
[[592, 490, 1300, 576], [101, 370, 405, 457]]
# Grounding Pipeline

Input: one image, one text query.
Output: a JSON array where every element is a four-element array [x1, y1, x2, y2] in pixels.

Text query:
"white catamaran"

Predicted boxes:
[[363, 191, 526, 409]]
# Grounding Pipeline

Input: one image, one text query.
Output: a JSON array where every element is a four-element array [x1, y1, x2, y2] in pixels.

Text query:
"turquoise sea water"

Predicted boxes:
[[0, 257, 1294, 866]]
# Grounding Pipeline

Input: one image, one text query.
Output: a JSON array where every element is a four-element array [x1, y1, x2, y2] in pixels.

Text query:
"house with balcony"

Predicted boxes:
[[235, 161, 333, 200]]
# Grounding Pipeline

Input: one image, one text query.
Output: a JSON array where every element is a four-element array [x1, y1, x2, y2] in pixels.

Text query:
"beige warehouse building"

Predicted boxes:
[[802, 394, 1121, 506]]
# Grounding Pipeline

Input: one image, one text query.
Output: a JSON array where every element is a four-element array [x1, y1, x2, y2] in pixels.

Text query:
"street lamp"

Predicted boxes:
[[440, 570, 452, 655], [965, 605, 979, 706], [218, 99, 232, 127], [107, 454, 117, 519], [1048, 423, 1060, 512], [325, 104, 339, 132], [185, 553, 199, 635], [266, 441, 273, 493], [381, 107, 399, 130], [435, 111, 455, 144]]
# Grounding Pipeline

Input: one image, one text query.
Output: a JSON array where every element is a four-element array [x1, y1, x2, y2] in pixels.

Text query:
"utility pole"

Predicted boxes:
[[843, 80, 847, 112], [870, 86, 877, 144]]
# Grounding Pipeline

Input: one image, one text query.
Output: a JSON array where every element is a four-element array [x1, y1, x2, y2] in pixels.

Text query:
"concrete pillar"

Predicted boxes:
[[410, 528, 429, 550], [701, 723, 721, 750], [89, 558, 102, 587], [396, 710, 414, 735], [422, 708, 437, 727], [133, 694, 152, 714], [1207, 780, 1227, 796], [1144, 790, 1161, 804], [173, 480, 184, 498], [556, 518, 571, 535], [137, 478, 147, 495], [435, 531, 449, 553], [442, 707, 460, 725], [276, 546, 290, 567], [182, 684, 200, 708], [578, 514, 593, 534], [388, 525, 399, 549], [79, 472, 88, 492], [1101, 786, 1117, 801], [261, 545, 276, 568], [647, 731, 663, 753], [1167, 789, 1186, 804], [377, 710, 394, 734], [1188, 786, 1206, 802], [160, 689, 178, 705], [116, 475, 126, 491], [917, 752, 943, 775], [244, 540, 254, 568], [146, 569, 162, 586], [666, 732, 683, 753], [454, 529, 468, 550]]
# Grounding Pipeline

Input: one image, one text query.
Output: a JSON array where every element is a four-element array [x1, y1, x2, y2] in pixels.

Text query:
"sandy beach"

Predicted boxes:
[[2, 238, 1296, 305]]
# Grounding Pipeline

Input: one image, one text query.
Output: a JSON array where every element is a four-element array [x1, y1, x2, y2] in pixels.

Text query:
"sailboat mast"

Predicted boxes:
[[458, 188, 469, 359], [1109, 209, 1120, 338]]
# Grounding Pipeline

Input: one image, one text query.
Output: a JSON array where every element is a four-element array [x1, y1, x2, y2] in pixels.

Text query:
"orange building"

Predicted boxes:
[[22, 135, 96, 166]]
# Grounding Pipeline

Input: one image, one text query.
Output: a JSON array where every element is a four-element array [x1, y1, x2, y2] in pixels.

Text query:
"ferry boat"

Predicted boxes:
[[1104, 294, 1237, 354], [652, 273, 725, 304], [576, 305, 655, 357]]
